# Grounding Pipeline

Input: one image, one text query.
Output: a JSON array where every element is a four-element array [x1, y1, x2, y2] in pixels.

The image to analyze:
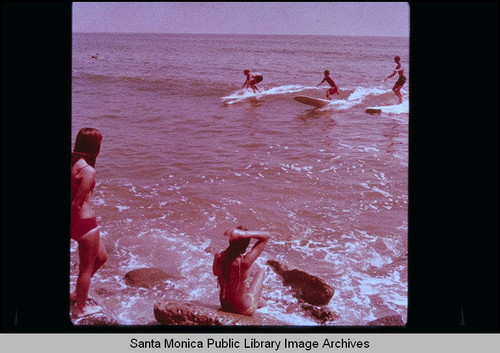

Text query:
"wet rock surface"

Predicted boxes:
[[267, 260, 335, 306], [367, 315, 405, 326], [71, 297, 121, 326], [154, 301, 288, 326], [124, 268, 175, 288]]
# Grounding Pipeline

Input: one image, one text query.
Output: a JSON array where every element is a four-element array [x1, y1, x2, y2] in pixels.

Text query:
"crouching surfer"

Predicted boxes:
[[242, 69, 263, 93]]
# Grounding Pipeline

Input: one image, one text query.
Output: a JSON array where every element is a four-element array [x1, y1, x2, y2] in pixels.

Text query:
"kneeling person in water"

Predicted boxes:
[[213, 226, 270, 316]]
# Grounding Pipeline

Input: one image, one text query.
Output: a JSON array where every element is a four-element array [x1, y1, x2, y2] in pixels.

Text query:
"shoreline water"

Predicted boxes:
[[72, 32, 408, 326]]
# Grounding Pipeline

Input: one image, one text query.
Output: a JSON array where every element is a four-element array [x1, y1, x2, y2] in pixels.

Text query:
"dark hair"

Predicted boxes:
[[394, 56, 401, 61], [219, 226, 250, 281], [324, 70, 330, 75], [71, 128, 102, 168]]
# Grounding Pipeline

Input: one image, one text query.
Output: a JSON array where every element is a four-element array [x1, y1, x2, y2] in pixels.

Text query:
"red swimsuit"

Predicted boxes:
[[322, 75, 338, 96], [71, 165, 98, 241], [71, 217, 98, 241]]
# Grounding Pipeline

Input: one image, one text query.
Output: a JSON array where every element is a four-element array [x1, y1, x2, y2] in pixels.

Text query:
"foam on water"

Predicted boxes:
[[72, 33, 408, 326], [221, 85, 317, 104], [367, 100, 409, 114], [220, 83, 410, 115]]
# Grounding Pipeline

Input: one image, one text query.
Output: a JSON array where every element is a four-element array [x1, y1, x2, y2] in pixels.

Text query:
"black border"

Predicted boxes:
[[2, 2, 498, 333], [2, 2, 72, 333]]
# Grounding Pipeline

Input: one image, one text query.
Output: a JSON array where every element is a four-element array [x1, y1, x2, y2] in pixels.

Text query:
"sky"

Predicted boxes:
[[73, 2, 409, 37]]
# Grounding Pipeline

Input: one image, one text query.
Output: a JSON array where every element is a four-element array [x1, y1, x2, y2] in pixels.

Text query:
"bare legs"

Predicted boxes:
[[250, 83, 260, 93], [247, 267, 267, 309], [71, 229, 107, 317], [392, 84, 403, 104]]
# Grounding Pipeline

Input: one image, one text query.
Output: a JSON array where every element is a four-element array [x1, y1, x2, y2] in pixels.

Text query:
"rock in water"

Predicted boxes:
[[124, 268, 172, 288], [367, 315, 405, 326], [73, 311, 120, 326], [300, 303, 338, 324], [267, 260, 335, 306], [154, 301, 288, 326], [71, 297, 120, 326]]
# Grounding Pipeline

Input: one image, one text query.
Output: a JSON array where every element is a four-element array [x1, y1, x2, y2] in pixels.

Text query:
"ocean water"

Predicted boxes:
[[71, 33, 409, 326]]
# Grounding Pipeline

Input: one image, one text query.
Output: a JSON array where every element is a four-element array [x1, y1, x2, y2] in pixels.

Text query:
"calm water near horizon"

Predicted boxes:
[[71, 32, 409, 325]]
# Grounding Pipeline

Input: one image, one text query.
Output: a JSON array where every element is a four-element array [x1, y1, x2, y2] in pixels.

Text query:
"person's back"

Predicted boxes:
[[71, 160, 96, 217], [242, 69, 262, 93], [215, 253, 254, 314], [324, 74, 335, 87], [213, 228, 270, 316]]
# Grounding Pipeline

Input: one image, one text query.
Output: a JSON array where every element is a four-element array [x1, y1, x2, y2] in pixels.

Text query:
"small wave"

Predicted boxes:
[[221, 85, 316, 105], [220, 84, 409, 115], [347, 86, 388, 102], [327, 86, 409, 114]]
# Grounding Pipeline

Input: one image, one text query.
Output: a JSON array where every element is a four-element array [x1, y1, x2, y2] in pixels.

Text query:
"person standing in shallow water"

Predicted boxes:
[[213, 226, 271, 316], [385, 56, 407, 104], [70, 127, 108, 317]]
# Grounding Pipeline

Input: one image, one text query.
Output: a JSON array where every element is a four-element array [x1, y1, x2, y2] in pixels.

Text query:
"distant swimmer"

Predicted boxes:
[[91, 53, 99, 59], [317, 70, 339, 100], [213, 226, 271, 316], [242, 69, 263, 93], [384, 56, 406, 104]]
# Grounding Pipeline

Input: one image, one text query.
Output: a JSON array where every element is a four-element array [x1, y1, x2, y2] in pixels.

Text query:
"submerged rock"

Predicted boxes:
[[73, 311, 120, 326], [154, 301, 288, 326], [124, 268, 173, 288], [267, 260, 335, 306], [367, 315, 405, 326], [71, 297, 121, 326], [301, 302, 338, 324]]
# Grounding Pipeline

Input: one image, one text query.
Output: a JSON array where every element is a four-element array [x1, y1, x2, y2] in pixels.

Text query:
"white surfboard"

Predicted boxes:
[[294, 96, 331, 108]]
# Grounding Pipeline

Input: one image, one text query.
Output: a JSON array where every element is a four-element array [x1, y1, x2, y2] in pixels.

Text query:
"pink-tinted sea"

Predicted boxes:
[[71, 32, 409, 325]]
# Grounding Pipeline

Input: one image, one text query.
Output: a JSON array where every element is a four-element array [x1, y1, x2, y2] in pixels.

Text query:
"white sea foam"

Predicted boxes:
[[74, 33, 408, 326], [94, 197, 106, 206], [221, 85, 316, 104], [372, 186, 392, 198], [349, 87, 388, 102], [367, 100, 409, 114]]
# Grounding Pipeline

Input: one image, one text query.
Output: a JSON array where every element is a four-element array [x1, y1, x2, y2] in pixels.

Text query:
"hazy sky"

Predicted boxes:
[[73, 2, 409, 37]]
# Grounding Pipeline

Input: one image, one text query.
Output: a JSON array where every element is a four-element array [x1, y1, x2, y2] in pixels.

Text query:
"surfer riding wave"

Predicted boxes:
[[317, 70, 339, 100], [384, 56, 406, 104], [242, 69, 263, 93]]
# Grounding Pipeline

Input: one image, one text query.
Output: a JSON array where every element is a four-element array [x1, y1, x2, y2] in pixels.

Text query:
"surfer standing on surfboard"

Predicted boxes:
[[317, 70, 339, 100], [384, 56, 406, 104], [242, 69, 263, 93]]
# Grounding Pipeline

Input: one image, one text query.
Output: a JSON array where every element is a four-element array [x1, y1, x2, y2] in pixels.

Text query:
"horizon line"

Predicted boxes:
[[72, 31, 409, 38]]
